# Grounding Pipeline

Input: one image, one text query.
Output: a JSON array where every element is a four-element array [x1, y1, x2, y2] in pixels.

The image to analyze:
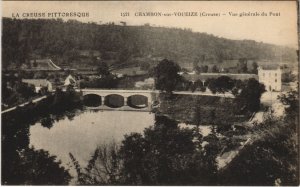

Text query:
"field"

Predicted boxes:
[[158, 94, 249, 126]]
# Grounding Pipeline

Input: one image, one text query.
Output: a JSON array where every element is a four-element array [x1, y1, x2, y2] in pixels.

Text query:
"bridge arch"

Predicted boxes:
[[127, 94, 148, 109], [105, 94, 124, 108], [78, 89, 155, 111], [83, 94, 102, 107]]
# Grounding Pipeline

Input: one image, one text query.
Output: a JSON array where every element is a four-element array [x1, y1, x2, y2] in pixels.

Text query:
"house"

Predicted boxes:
[[258, 66, 282, 92], [22, 79, 53, 93], [64, 74, 77, 86]]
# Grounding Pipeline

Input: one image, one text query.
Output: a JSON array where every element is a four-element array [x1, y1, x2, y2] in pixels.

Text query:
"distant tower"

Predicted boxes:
[[258, 66, 282, 92]]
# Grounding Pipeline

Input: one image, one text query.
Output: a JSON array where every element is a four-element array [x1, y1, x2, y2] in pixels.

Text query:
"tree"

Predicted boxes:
[[194, 79, 205, 92], [193, 104, 202, 127], [201, 65, 209, 73], [231, 79, 243, 96], [153, 59, 182, 93], [193, 58, 200, 73], [41, 116, 55, 129], [70, 142, 122, 185], [235, 78, 265, 113], [3, 145, 71, 185], [278, 90, 299, 125], [282, 71, 296, 83], [140, 62, 150, 71], [17, 148, 71, 185], [209, 109, 216, 125], [251, 61, 258, 74], [16, 82, 36, 99], [119, 48, 131, 62], [97, 61, 110, 77], [237, 58, 248, 73], [80, 74, 119, 89], [211, 65, 219, 73], [33, 59, 38, 67], [119, 115, 217, 185], [101, 51, 111, 60], [65, 114, 246, 186], [220, 106, 298, 186], [207, 76, 235, 94]]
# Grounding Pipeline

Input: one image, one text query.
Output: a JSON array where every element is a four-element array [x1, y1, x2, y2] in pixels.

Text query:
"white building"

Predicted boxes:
[[22, 79, 53, 93], [258, 66, 282, 92], [64, 74, 77, 86]]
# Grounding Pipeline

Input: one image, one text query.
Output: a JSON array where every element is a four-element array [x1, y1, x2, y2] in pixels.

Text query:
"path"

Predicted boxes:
[[2, 95, 48, 114], [216, 137, 252, 169], [173, 91, 234, 98]]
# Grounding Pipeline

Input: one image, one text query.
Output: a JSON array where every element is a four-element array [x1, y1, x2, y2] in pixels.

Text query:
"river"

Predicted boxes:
[[3, 103, 213, 185], [29, 110, 155, 170], [28, 109, 212, 174]]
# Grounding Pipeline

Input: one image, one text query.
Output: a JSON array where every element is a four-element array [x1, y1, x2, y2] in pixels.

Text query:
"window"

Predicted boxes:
[[275, 73, 277, 77], [275, 79, 277, 82]]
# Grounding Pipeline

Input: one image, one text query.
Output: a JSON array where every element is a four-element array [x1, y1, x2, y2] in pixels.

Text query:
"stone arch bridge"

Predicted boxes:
[[77, 89, 159, 111]]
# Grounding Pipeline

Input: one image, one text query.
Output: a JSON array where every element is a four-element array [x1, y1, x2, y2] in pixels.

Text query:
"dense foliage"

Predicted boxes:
[[235, 78, 266, 112], [2, 74, 37, 108], [221, 90, 299, 185], [3, 18, 297, 69], [207, 76, 235, 94], [80, 75, 119, 89], [153, 59, 182, 93], [71, 115, 221, 185]]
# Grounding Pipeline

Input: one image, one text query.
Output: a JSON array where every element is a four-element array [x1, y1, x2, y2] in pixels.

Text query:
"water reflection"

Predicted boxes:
[[29, 111, 155, 169]]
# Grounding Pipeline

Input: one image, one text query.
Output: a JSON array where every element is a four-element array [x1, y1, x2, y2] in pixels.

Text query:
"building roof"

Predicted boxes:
[[64, 75, 77, 86], [22, 79, 51, 87], [29, 59, 61, 71], [258, 65, 280, 70]]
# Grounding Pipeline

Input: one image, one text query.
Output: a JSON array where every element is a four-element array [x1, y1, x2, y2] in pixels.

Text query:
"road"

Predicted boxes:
[[2, 95, 48, 114], [173, 91, 234, 98]]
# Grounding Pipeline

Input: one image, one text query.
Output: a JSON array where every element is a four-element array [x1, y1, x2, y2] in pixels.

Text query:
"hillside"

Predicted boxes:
[[2, 18, 297, 70]]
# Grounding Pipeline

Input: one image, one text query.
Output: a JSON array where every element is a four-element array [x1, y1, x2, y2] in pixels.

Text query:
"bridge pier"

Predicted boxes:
[[101, 96, 105, 106], [124, 97, 128, 106]]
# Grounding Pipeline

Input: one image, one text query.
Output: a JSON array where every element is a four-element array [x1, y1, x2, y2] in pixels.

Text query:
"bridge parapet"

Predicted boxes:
[[77, 89, 156, 98]]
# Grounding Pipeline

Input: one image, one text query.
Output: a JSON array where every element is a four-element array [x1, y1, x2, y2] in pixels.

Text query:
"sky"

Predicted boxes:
[[2, 1, 299, 48]]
